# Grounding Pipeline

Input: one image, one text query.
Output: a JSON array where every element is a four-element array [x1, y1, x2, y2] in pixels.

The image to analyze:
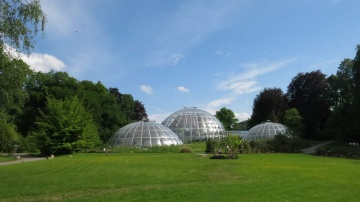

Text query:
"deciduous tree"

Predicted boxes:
[[249, 87, 287, 127], [215, 107, 238, 130], [32, 96, 101, 155], [0, 0, 46, 53], [286, 70, 330, 139], [283, 108, 303, 137]]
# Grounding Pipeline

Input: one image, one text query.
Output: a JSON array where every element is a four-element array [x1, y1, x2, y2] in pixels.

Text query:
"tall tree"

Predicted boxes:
[[31, 96, 101, 155], [0, 47, 30, 150], [286, 70, 330, 139], [132, 100, 148, 121], [18, 71, 79, 136], [109, 87, 148, 122], [283, 108, 303, 137], [215, 107, 238, 130], [325, 59, 357, 140], [0, 48, 30, 120], [249, 87, 287, 127], [349, 45, 360, 142], [78, 81, 127, 142], [0, 0, 46, 150], [327, 59, 355, 110], [0, 0, 46, 53]]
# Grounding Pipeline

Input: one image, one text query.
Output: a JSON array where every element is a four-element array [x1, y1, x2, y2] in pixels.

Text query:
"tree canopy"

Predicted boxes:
[[31, 96, 101, 155], [215, 107, 238, 130], [286, 70, 330, 139], [249, 87, 287, 127], [0, 0, 46, 53]]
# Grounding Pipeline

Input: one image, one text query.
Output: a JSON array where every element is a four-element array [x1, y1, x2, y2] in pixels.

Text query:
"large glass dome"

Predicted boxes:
[[245, 121, 288, 141], [162, 107, 226, 143], [108, 121, 183, 147]]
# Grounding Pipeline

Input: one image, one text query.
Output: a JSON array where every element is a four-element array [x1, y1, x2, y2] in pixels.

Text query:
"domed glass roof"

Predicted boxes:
[[108, 121, 183, 147], [162, 107, 226, 143], [245, 121, 288, 141]]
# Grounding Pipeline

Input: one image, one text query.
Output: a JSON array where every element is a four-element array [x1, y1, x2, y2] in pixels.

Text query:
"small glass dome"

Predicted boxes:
[[245, 121, 288, 141], [108, 121, 183, 147], [162, 107, 226, 143]]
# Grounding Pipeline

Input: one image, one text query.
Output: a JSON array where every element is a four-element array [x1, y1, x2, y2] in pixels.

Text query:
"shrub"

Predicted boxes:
[[0, 121, 20, 153], [205, 138, 220, 153], [220, 135, 242, 159], [249, 140, 272, 153], [270, 134, 305, 153], [180, 147, 192, 153], [315, 142, 360, 159], [240, 141, 251, 153]]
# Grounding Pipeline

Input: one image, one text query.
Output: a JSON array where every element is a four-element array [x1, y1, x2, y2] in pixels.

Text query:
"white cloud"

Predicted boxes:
[[140, 85, 153, 95], [235, 112, 251, 122], [226, 81, 261, 95], [148, 113, 170, 123], [177, 86, 190, 93], [169, 54, 185, 65], [20, 53, 66, 73], [4, 45, 66, 73], [218, 59, 294, 95], [208, 98, 234, 108]]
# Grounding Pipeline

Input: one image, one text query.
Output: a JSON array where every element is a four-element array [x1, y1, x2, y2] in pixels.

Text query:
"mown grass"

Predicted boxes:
[[107, 141, 206, 154], [0, 152, 359, 202]]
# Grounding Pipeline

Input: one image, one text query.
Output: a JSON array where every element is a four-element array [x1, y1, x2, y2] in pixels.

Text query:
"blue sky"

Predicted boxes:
[[20, 0, 360, 123]]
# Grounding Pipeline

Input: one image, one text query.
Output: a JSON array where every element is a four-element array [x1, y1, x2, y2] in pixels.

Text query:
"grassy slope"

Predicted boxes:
[[0, 153, 359, 202]]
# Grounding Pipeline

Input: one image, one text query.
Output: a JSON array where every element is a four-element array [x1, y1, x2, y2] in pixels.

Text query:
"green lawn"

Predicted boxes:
[[0, 154, 13, 163], [0, 152, 359, 202]]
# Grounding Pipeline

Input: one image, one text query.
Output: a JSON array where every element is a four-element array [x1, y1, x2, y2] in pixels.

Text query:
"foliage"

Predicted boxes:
[[78, 81, 127, 142], [327, 59, 355, 110], [205, 138, 220, 153], [31, 96, 101, 155], [240, 141, 251, 153], [220, 135, 242, 159], [283, 108, 303, 137], [18, 71, 79, 136], [269, 135, 304, 153], [249, 87, 287, 127], [0, 47, 31, 123], [0, 0, 46, 54], [0, 120, 20, 152], [315, 142, 360, 159], [215, 107, 238, 130], [109, 87, 148, 122], [133, 100, 148, 121], [325, 46, 360, 143], [179, 147, 192, 153], [249, 140, 272, 153], [286, 70, 330, 139], [350, 45, 360, 142], [18, 72, 146, 145]]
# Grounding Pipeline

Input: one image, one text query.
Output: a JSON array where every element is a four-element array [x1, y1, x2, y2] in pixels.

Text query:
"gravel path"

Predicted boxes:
[[301, 141, 334, 154], [0, 153, 46, 166]]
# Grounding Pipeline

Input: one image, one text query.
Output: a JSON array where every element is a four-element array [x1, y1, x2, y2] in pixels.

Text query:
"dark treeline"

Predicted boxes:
[[249, 45, 360, 143], [0, 47, 148, 154]]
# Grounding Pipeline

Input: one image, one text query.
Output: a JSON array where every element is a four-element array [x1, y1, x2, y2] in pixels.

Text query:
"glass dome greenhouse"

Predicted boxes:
[[108, 121, 183, 147], [161, 107, 226, 143], [245, 121, 288, 141]]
